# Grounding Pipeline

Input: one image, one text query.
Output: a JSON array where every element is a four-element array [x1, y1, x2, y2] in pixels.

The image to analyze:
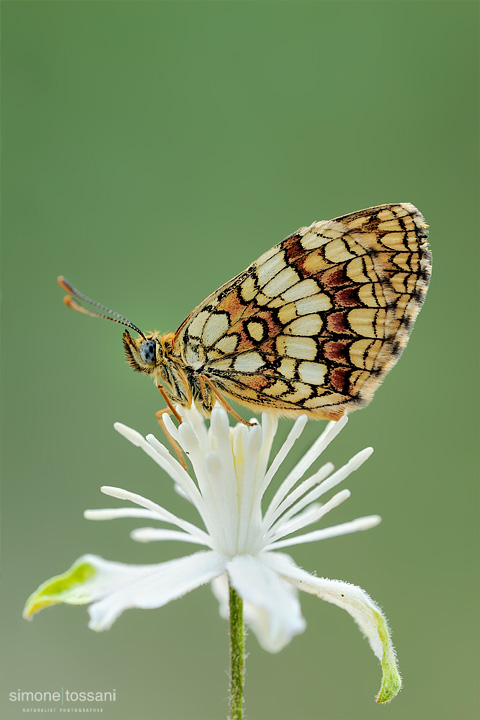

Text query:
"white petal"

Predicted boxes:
[[84, 508, 162, 521], [267, 446, 373, 541], [268, 489, 351, 542], [256, 413, 279, 479], [181, 402, 209, 447], [89, 551, 226, 631], [237, 424, 264, 549], [209, 410, 240, 512], [115, 422, 208, 522], [259, 415, 308, 496], [178, 421, 201, 454], [226, 555, 306, 653], [263, 462, 334, 530], [268, 515, 382, 549], [286, 414, 348, 486], [100, 486, 209, 544], [263, 553, 402, 703], [313, 447, 373, 499], [176, 421, 236, 553], [210, 405, 232, 451], [113, 423, 145, 447], [205, 451, 238, 555], [161, 412, 181, 445], [130, 528, 207, 545], [145, 433, 203, 506], [262, 415, 348, 521]]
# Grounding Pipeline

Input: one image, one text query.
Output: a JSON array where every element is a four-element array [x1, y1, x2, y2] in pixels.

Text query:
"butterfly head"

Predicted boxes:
[[122, 331, 161, 375]]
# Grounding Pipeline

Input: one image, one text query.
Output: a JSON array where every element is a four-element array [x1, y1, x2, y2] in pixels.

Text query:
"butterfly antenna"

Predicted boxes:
[[58, 276, 147, 340]]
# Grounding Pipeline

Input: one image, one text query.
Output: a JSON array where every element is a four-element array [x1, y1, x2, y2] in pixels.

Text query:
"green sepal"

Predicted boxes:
[[23, 558, 96, 619], [374, 609, 402, 703]]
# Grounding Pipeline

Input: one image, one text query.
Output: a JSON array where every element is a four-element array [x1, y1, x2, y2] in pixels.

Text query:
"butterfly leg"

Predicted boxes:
[[157, 385, 183, 423], [199, 374, 256, 427], [155, 407, 189, 472], [155, 386, 188, 471]]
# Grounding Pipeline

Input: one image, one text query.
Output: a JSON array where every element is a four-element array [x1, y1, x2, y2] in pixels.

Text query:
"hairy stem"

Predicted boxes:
[[229, 583, 245, 720]]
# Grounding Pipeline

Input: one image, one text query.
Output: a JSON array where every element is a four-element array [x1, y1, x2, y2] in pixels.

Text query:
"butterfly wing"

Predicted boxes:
[[174, 203, 431, 419]]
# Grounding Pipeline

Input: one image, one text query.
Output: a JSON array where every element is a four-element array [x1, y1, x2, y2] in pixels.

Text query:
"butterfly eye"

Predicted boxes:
[[140, 340, 157, 365]]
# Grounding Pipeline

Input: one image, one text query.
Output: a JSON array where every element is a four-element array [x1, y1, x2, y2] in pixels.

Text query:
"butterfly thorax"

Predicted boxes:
[[122, 329, 214, 413]]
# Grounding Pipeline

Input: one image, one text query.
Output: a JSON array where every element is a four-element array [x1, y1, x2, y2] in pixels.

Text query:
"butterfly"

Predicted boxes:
[[59, 203, 431, 424]]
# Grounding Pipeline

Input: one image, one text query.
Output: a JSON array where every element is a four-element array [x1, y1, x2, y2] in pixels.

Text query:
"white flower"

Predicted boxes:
[[24, 405, 401, 702]]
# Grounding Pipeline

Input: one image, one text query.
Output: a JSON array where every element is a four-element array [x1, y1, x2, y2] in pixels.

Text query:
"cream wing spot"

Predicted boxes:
[[378, 219, 403, 232], [233, 352, 265, 373], [378, 209, 396, 221], [203, 312, 230, 346], [284, 314, 323, 336], [281, 382, 312, 403], [212, 358, 233, 371], [247, 321, 265, 342], [402, 216, 416, 231], [391, 273, 417, 294], [240, 276, 256, 302], [298, 361, 327, 385], [349, 369, 368, 393], [299, 230, 323, 249], [276, 336, 317, 360], [296, 293, 332, 314], [278, 357, 297, 379], [264, 380, 290, 397], [348, 308, 387, 338], [407, 234, 425, 252], [281, 278, 319, 302], [216, 334, 239, 354], [381, 232, 408, 251], [319, 226, 344, 240], [394, 204, 415, 218], [302, 252, 330, 275], [358, 283, 386, 308], [324, 238, 355, 263], [346, 256, 378, 284], [256, 252, 286, 287], [304, 392, 346, 409], [300, 221, 345, 249], [263, 266, 300, 297], [393, 253, 417, 272], [346, 216, 370, 229], [188, 310, 210, 338], [350, 231, 380, 249], [255, 293, 270, 306], [185, 344, 205, 369], [348, 339, 382, 370], [303, 397, 325, 409], [278, 302, 298, 325], [299, 227, 331, 250], [266, 296, 284, 309]]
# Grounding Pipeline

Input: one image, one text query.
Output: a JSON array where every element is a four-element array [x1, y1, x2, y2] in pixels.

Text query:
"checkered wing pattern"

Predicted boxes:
[[173, 203, 431, 420]]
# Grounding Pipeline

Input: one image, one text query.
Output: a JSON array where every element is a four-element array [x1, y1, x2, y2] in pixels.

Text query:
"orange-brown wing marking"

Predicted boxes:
[[174, 203, 431, 418]]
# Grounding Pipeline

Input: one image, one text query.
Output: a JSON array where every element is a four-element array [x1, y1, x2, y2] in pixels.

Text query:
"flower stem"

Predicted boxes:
[[229, 583, 245, 720]]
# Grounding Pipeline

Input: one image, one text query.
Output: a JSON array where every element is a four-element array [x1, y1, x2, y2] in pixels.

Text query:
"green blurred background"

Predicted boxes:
[[2, 2, 478, 719]]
